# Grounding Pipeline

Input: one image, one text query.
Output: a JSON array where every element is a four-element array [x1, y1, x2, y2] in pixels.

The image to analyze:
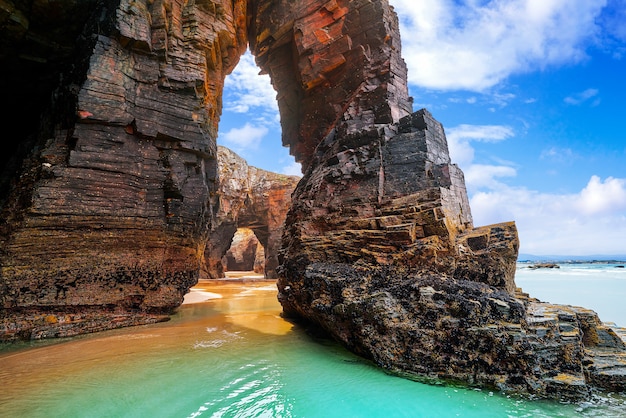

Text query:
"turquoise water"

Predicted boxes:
[[1, 278, 625, 417]]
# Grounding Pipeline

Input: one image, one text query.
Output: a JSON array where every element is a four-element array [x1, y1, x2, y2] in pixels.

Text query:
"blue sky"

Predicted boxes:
[[217, 0, 626, 256]]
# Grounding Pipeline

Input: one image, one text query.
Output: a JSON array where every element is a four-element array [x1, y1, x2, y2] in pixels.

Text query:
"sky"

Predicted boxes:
[[217, 0, 626, 257]]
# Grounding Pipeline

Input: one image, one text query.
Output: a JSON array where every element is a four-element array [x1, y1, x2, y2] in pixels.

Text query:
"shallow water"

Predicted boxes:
[[1, 278, 625, 417], [515, 263, 626, 326]]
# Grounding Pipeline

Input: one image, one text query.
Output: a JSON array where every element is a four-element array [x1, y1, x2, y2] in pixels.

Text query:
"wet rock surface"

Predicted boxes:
[[277, 108, 626, 400], [1, 0, 249, 339]]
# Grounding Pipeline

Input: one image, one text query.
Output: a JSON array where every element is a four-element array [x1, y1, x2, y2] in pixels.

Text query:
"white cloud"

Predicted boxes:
[[564, 88, 600, 105], [465, 164, 517, 191], [390, 0, 606, 91], [220, 123, 268, 151], [224, 51, 278, 113], [578, 175, 626, 215], [470, 176, 626, 255], [443, 122, 626, 255], [446, 124, 514, 168], [281, 161, 303, 177], [219, 51, 285, 157]]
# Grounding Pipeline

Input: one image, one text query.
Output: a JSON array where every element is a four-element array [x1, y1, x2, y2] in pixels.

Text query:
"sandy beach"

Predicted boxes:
[[182, 272, 270, 304]]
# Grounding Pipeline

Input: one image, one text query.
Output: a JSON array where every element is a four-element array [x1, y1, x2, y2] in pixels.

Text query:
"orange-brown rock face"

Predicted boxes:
[[222, 228, 264, 273], [0, 0, 249, 338], [249, 0, 413, 168], [204, 146, 299, 280]]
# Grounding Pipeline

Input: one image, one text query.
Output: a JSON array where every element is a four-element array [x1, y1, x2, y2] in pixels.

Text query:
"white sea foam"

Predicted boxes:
[[193, 330, 243, 350], [183, 290, 223, 304], [238, 285, 278, 296]]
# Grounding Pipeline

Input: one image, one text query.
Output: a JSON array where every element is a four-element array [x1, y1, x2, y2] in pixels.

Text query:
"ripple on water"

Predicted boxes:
[[187, 360, 292, 418], [193, 328, 243, 349]]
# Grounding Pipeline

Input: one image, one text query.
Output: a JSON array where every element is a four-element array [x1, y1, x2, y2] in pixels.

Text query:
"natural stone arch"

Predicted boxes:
[[203, 146, 298, 280], [221, 228, 264, 273], [249, 0, 413, 169], [0, 0, 411, 319]]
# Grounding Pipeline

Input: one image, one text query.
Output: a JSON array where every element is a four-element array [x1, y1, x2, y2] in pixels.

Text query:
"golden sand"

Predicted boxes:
[[0, 274, 293, 405]]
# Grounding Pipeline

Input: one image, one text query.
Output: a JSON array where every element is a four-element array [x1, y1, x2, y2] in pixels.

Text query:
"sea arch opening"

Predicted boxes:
[[202, 0, 414, 275], [221, 227, 265, 276]]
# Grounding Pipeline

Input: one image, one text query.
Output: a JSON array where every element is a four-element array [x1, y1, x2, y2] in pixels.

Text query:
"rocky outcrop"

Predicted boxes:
[[1, 0, 249, 339], [529, 263, 560, 269], [0, 0, 624, 401], [274, 105, 626, 399], [1, 0, 406, 334], [204, 146, 299, 279]]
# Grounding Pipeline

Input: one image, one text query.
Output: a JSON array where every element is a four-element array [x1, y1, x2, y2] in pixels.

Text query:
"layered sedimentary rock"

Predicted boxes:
[[0, 0, 624, 401], [205, 146, 299, 279], [248, 0, 412, 169], [1, 0, 249, 339], [277, 109, 626, 399]]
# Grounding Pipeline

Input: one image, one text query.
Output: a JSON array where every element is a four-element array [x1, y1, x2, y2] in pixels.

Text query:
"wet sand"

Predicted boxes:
[[0, 274, 293, 416], [0, 275, 291, 407], [183, 271, 271, 304]]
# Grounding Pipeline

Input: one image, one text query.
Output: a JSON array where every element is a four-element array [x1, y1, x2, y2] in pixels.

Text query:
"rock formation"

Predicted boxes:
[[277, 108, 626, 400], [205, 146, 299, 279], [222, 228, 264, 273], [0, 0, 624, 401]]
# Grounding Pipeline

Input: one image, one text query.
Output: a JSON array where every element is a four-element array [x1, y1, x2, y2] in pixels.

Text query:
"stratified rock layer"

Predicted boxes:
[[276, 108, 625, 400], [206, 146, 299, 279], [0, 0, 624, 401], [1, 0, 249, 339], [222, 228, 264, 273]]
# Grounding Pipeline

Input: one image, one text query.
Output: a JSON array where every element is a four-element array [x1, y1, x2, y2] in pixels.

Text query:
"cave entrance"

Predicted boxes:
[[222, 227, 266, 276]]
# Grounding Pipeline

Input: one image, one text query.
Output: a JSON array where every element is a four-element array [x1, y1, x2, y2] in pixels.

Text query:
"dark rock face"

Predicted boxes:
[[0, 0, 624, 401], [276, 107, 626, 399], [1, 0, 243, 338], [281, 262, 626, 400]]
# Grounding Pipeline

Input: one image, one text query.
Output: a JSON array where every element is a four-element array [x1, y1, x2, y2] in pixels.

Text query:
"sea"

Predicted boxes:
[[0, 265, 625, 418]]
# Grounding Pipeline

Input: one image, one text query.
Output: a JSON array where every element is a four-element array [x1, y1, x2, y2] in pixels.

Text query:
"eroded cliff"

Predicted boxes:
[[277, 109, 625, 399]]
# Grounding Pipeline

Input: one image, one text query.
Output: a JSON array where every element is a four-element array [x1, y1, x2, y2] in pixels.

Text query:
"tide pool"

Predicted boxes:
[[0, 278, 624, 417]]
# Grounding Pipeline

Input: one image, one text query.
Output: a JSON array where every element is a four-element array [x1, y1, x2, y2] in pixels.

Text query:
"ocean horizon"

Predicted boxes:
[[515, 261, 626, 327]]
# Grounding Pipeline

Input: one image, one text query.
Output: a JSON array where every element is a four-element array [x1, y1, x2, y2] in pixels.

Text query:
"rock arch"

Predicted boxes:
[[0, 0, 413, 321], [221, 228, 264, 273], [203, 146, 298, 280]]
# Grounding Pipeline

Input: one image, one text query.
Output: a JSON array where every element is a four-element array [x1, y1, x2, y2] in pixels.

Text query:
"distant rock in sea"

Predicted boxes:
[[528, 263, 560, 269]]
